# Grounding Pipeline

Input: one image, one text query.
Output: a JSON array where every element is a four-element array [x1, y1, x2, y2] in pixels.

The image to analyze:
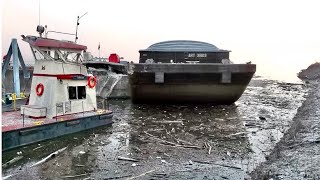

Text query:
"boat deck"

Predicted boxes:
[[2, 109, 112, 133]]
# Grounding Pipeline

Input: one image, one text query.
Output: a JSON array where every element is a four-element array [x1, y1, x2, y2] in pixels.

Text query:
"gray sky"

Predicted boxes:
[[2, 0, 320, 82]]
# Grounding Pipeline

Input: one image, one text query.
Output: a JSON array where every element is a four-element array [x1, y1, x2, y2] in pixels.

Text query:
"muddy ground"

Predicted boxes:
[[251, 81, 320, 180], [2, 77, 313, 180]]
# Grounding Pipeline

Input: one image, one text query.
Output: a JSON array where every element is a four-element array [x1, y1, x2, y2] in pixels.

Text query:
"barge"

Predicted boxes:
[[129, 40, 256, 104], [2, 27, 113, 151]]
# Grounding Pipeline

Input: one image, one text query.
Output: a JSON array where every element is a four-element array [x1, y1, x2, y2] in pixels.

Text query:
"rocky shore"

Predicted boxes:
[[297, 62, 320, 80], [250, 82, 320, 179]]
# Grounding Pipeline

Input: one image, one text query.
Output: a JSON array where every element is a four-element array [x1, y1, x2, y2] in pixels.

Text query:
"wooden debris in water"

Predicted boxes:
[[127, 169, 156, 180], [61, 173, 88, 178], [193, 160, 242, 170], [176, 138, 193, 145], [2, 156, 23, 168], [204, 142, 212, 154], [154, 120, 183, 124], [208, 143, 212, 155], [104, 174, 132, 179], [144, 131, 202, 149], [32, 145, 44, 151], [117, 156, 139, 162], [227, 131, 249, 137], [30, 147, 67, 167], [2, 174, 15, 180]]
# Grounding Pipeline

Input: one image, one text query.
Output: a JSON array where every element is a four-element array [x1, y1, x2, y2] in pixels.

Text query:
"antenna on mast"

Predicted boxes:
[[38, 0, 40, 25], [75, 12, 88, 43]]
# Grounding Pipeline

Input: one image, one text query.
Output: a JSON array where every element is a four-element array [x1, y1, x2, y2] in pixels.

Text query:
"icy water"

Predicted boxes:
[[2, 77, 308, 179]]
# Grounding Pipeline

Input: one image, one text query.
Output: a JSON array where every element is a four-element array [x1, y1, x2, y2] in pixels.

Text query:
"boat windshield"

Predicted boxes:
[[31, 46, 84, 63]]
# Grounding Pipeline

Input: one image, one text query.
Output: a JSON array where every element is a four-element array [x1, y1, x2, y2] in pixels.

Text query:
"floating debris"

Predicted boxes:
[[79, 151, 86, 154], [30, 147, 67, 167], [2, 156, 23, 168], [2, 174, 15, 180], [117, 156, 139, 162], [127, 169, 156, 180], [61, 173, 88, 178]]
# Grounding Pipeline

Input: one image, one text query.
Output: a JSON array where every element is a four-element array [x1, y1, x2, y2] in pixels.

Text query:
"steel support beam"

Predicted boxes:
[[12, 39, 21, 97], [2, 43, 12, 79], [2, 38, 30, 97]]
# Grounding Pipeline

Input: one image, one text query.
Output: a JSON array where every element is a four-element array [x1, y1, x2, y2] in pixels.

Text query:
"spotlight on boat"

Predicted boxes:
[[36, 25, 45, 37]]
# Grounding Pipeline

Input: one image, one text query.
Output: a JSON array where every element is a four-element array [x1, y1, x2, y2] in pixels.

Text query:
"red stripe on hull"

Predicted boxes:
[[33, 73, 87, 80]]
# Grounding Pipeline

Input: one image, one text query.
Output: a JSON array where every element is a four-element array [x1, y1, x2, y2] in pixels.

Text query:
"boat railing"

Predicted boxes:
[[45, 30, 75, 39]]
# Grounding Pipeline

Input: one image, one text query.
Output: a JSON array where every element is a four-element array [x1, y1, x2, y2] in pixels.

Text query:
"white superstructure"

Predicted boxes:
[[21, 36, 97, 118]]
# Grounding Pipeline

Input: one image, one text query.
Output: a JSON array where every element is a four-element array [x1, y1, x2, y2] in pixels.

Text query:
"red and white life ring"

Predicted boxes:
[[88, 76, 97, 88], [36, 83, 44, 96]]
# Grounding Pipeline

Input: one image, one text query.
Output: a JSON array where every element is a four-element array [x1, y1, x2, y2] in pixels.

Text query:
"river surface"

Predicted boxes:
[[2, 77, 308, 179]]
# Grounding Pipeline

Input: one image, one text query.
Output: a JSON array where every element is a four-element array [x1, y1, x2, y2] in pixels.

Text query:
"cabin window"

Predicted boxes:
[[31, 47, 45, 60], [68, 86, 77, 99], [77, 86, 86, 99], [68, 86, 86, 100], [54, 51, 60, 60], [65, 52, 83, 62]]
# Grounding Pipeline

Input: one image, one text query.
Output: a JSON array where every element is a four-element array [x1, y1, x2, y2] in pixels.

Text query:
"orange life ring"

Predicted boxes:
[[88, 76, 97, 88], [36, 83, 44, 96]]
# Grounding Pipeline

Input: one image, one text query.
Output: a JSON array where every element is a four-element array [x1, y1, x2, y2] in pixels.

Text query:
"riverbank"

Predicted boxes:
[[251, 81, 320, 179]]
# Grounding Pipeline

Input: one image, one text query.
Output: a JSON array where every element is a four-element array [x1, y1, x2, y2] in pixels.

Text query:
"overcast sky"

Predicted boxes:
[[2, 0, 320, 82]]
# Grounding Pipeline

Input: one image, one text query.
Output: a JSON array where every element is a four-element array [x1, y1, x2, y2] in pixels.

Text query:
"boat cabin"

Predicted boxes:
[[21, 36, 97, 118]]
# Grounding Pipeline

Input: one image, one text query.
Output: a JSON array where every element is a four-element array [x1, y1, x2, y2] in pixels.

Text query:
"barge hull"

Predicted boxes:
[[131, 84, 249, 104], [129, 63, 256, 104]]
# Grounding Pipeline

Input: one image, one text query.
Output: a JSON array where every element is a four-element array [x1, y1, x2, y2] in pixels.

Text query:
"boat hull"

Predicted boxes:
[[129, 63, 256, 104], [2, 111, 113, 151]]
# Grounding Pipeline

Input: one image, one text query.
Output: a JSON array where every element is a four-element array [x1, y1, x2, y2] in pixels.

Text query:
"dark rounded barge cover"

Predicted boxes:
[[140, 40, 230, 53]]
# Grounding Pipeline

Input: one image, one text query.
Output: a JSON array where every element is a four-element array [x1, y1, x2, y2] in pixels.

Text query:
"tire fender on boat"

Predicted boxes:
[[36, 83, 44, 96]]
